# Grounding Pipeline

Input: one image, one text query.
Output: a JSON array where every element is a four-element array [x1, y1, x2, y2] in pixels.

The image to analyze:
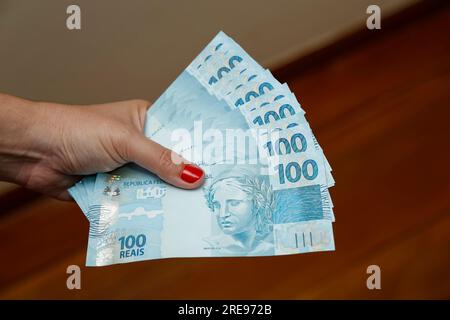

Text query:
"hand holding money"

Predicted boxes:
[[0, 32, 336, 266], [70, 32, 336, 266], [0, 94, 204, 200]]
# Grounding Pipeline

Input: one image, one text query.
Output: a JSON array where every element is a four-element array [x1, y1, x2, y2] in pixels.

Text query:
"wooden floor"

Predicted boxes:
[[1, 4, 449, 299]]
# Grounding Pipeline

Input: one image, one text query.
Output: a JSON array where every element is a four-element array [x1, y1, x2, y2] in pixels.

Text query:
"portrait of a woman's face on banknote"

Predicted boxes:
[[204, 167, 275, 256]]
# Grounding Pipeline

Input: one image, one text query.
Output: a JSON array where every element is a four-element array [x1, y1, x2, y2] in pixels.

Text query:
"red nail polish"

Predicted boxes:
[[180, 164, 204, 183]]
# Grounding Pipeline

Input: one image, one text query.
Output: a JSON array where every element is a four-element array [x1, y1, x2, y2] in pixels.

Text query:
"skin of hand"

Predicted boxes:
[[0, 93, 204, 200]]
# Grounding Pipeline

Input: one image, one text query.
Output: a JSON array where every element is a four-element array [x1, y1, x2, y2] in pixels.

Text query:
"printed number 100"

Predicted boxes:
[[277, 160, 318, 184], [118, 234, 146, 250]]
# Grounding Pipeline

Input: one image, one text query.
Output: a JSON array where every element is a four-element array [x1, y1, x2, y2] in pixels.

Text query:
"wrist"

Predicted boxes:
[[0, 94, 64, 185]]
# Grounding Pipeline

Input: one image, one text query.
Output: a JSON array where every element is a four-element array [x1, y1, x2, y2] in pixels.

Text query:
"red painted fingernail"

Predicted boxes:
[[180, 164, 204, 183]]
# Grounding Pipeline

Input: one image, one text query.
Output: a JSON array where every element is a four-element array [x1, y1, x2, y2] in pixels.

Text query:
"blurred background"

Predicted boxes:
[[1, 0, 449, 299]]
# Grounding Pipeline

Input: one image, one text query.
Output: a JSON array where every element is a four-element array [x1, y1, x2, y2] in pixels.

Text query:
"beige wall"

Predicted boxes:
[[0, 0, 416, 194], [0, 0, 416, 103]]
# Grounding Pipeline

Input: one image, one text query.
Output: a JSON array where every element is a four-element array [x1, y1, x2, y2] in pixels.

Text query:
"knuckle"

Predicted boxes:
[[132, 99, 151, 130], [134, 99, 151, 111], [158, 148, 177, 172]]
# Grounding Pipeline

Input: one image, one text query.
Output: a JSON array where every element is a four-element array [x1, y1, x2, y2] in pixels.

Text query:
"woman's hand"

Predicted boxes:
[[0, 93, 204, 200]]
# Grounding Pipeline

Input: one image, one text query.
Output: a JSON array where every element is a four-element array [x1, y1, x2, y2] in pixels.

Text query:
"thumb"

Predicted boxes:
[[125, 133, 204, 189]]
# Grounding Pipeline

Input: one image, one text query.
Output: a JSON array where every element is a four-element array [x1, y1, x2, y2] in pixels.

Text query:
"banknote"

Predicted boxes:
[[69, 31, 336, 266], [85, 164, 334, 266]]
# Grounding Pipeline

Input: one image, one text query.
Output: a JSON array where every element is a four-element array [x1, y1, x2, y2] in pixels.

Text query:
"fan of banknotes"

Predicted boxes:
[[69, 31, 335, 266]]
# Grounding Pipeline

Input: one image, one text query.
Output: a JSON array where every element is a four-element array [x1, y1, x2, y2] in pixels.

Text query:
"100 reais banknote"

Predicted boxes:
[[69, 31, 336, 266]]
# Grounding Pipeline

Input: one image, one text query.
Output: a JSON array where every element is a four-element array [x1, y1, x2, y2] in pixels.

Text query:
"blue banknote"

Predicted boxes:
[[81, 164, 333, 266], [69, 31, 335, 266]]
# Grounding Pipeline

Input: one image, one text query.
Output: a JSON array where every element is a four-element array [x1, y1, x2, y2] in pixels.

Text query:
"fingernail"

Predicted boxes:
[[180, 164, 204, 183]]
